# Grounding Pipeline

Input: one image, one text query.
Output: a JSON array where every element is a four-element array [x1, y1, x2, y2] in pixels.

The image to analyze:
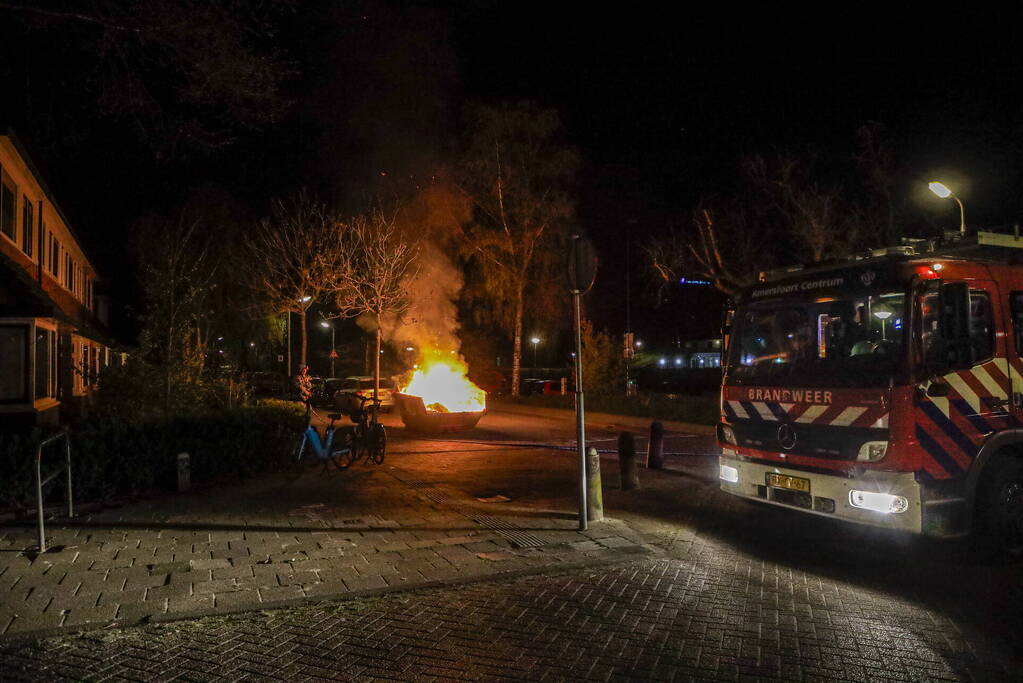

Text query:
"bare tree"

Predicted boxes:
[[0, 0, 291, 157], [246, 191, 340, 370], [645, 204, 768, 298], [135, 213, 215, 409], [328, 208, 419, 396], [458, 101, 577, 396], [743, 154, 855, 263]]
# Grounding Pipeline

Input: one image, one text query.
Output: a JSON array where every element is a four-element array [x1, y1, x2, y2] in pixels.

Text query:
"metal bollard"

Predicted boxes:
[[586, 447, 604, 522], [647, 421, 664, 469], [618, 431, 640, 490], [177, 453, 191, 492]]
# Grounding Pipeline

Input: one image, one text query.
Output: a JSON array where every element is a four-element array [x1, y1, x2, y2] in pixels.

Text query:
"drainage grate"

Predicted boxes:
[[389, 469, 549, 549], [470, 515, 546, 548]]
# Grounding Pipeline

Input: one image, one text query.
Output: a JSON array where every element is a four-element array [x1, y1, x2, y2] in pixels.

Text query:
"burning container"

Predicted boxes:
[[395, 393, 487, 434], [395, 353, 488, 434]]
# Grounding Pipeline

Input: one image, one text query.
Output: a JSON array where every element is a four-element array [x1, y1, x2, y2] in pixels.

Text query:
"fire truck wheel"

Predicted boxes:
[[977, 456, 1023, 560]]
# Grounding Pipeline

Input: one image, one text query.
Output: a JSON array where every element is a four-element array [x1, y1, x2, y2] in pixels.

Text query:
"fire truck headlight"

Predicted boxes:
[[720, 424, 737, 446], [848, 490, 908, 514], [720, 464, 739, 483], [856, 441, 888, 462]]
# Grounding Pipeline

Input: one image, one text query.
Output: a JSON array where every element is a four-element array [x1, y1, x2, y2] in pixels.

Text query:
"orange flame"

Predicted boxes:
[[399, 351, 486, 413]]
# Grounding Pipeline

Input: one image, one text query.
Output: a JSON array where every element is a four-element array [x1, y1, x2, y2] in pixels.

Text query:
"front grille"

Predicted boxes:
[[728, 419, 885, 461]]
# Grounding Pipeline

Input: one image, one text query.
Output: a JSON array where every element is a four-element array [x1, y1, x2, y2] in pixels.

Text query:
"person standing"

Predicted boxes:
[[294, 364, 313, 402]]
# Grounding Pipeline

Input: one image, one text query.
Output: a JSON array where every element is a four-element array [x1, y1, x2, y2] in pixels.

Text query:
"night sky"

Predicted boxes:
[[6, 2, 1023, 350]]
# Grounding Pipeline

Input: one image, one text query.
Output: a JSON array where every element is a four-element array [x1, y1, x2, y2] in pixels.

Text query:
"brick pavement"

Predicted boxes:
[[0, 545, 1016, 681], [0, 439, 655, 641]]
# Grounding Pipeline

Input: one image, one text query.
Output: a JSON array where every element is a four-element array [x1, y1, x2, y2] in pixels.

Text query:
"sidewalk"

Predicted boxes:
[[0, 437, 666, 641]]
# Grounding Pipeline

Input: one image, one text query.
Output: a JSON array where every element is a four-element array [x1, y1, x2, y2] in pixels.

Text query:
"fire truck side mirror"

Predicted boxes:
[[939, 282, 973, 368]]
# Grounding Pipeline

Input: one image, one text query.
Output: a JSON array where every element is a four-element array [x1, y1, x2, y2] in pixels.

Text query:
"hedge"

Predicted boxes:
[[0, 399, 306, 513]]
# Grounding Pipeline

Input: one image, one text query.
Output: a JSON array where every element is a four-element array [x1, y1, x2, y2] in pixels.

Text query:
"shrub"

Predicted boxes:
[[0, 400, 305, 513]]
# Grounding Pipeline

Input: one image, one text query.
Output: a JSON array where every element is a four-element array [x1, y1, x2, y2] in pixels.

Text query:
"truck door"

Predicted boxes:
[[918, 280, 1011, 478], [1005, 289, 1023, 421]]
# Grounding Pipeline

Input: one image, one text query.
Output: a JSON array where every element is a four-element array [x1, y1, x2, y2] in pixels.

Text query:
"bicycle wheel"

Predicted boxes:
[[369, 424, 386, 464], [332, 432, 358, 471], [289, 433, 310, 479]]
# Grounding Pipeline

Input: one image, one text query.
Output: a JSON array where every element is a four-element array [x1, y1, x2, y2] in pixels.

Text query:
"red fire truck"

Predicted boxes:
[[718, 230, 1023, 556]]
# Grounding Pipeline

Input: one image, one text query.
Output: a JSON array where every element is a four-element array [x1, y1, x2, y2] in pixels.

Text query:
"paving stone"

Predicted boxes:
[[213, 590, 260, 610], [4, 610, 65, 636], [257, 585, 306, 603], [62, 603, 119, 628], [166, 595, 214, 614], [146, 582, 192, 602], [343, 574, 388, 591], [189, 558, 231, 570], [97, 588, 146, 606]]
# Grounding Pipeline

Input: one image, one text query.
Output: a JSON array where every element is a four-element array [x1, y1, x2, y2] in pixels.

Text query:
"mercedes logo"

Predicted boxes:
[[777, 423, 797, 450]]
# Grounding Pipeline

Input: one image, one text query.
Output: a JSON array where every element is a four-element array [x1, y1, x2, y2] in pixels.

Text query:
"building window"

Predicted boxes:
[[50, 236, 60, 277], [21, 196, 33, 257], [0, 325, 30, 403], [0, 176, 15, 242], [34, 326, 57, 400]]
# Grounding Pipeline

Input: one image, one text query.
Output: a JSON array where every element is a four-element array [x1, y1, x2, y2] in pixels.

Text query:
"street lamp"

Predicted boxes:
[[320, 320, 335, 378], [530, 336, 541, 368], [873, 304, 894, 341], [928, 181, 966, 235]]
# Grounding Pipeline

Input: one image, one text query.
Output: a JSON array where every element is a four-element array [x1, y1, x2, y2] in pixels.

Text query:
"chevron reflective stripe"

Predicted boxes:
[[794, 404, 828, 423], [870, 414, 889, 428], [726, 401, 748, 419], [944, 372, 981, 414], [829, 406, 868, 427], [914, 424, 965, 477], [753, 402, 777, 421], [975, 361, 1009, 399]]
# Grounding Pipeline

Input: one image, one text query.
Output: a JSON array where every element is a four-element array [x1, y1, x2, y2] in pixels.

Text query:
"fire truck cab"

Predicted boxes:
[[718, 231, 1023, 556]]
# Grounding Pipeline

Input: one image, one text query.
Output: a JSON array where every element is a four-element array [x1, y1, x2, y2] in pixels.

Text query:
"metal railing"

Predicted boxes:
[[35, 430, 73, 553]]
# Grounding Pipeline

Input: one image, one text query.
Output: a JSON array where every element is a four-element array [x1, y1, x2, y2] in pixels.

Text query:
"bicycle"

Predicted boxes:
[[333, 394, 387, 469], [293, 402, 357, 473]]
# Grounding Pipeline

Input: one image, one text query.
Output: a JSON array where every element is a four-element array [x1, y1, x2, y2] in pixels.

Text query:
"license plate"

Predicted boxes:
[[766, 473, 810, 493]]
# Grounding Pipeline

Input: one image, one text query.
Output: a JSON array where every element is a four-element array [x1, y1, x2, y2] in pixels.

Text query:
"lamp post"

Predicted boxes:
[[287, 295, 313, 379], [320, 320, 335, 378], [928, 181, 966, 235], [531, 336, 541, 368]]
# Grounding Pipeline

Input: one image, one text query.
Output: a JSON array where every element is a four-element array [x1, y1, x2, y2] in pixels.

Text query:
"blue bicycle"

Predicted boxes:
[[294, 402, 357, 472]]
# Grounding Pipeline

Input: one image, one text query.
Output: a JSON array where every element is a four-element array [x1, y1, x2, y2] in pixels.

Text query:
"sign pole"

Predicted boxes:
[[566, 233, 597, 532], [574, 292, 587, 531]]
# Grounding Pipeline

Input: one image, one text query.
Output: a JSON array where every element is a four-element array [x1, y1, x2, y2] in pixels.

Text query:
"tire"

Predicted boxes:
[[976, 456, 1023, 560], [369, 424, 386, 464], [288, 434, 310, 479]]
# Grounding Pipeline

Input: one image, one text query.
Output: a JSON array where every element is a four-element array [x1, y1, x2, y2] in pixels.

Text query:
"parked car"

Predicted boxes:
[[334, 376, 396, 412], [316, 378, 346, 407], [521, 378, 564, 396], [250, 371, 286, 394]]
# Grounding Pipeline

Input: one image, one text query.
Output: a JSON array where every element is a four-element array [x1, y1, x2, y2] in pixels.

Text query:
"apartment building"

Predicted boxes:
[[0, 128, 118, 430]]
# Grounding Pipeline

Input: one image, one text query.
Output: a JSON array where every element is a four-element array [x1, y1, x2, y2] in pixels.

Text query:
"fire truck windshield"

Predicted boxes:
[[727, 291, 906, 387]]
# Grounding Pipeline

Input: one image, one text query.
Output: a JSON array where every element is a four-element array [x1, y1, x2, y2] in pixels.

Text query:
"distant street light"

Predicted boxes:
[[928, 181, 966, 235], [320, 319, 335, 377], [530, 336, 541, 368]]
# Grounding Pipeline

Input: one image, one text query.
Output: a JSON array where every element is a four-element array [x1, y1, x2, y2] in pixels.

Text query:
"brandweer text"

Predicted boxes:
[[746, 388, 833, 403]]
